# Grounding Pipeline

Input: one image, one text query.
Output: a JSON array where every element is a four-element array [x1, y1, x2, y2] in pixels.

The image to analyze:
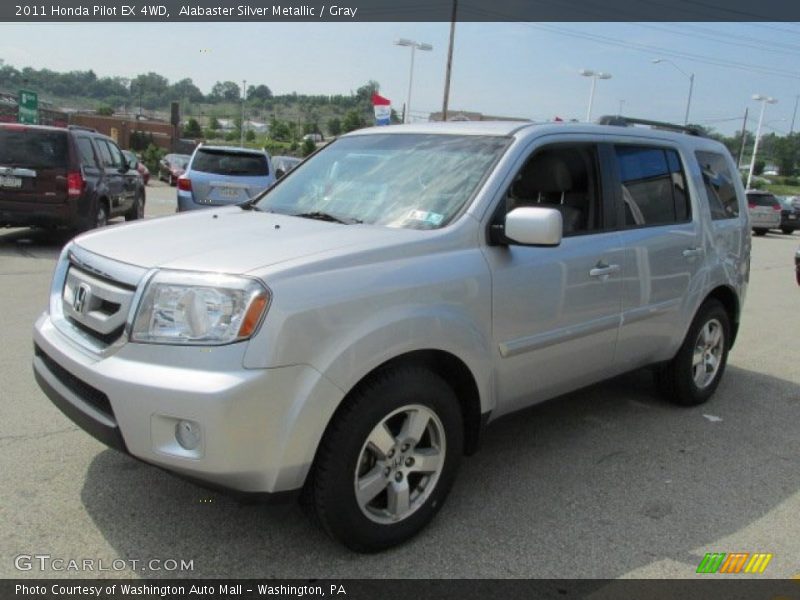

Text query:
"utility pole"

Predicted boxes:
[[441, 0, 457, 121], [790, 94, 799, 135], [737, 107, 749, 169], [240, 79, 246, 147]]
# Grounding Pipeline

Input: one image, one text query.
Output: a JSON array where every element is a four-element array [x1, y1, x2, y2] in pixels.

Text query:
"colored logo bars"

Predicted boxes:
[[696, 552, 773, 574]]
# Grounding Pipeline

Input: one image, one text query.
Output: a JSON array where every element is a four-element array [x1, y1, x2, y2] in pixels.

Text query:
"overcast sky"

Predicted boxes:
[[1, 21, 799, 134]]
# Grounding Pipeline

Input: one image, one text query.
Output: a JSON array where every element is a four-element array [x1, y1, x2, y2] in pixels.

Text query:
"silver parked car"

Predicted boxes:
[[33, 118, 750, 552], [746, 190, 782, 235]]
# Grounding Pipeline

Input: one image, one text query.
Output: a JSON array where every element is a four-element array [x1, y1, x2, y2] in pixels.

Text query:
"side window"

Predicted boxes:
[[505, 144, 602, 236], [615, 146, 691, 227], [75, 137, 98, 168], [95, 140, 113, 168], [695, 151, 740, 220], [104, 141, 125, 169]]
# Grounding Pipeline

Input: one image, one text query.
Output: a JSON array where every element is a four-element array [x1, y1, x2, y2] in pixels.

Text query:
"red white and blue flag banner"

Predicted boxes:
[[372, 92, 391, 126]]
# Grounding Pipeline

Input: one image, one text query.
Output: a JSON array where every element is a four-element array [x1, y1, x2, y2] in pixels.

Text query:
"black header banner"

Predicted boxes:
[[3, 0, 800, 22]]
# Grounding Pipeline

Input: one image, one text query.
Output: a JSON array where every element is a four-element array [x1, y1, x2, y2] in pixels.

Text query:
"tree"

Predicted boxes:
[[245, 129, 256, 142], [327, 117, 341, 137], [208, 116, 220, 130], [183, 117, 203, 138], [302, 138, 316, 157], [342, 110, 366, 133], [169, 78, 204, 103], [269, 116, 292, 142], [247, 84, 273, 101], [96, 105, 114, 116], [210, 81, 241, 102], [772, 133, 799, 176]]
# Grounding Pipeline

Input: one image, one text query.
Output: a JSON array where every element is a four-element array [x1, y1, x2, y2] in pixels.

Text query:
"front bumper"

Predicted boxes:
[[33, 313, 344, 496]]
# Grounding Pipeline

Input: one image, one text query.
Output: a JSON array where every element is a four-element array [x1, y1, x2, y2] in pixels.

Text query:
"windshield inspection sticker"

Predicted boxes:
[[408, 210, 444, 226]]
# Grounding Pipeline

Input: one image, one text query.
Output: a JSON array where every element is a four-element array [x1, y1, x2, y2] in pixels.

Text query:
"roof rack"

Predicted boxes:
[[596, 115, 705, 137], [67, 125, 97, 133]]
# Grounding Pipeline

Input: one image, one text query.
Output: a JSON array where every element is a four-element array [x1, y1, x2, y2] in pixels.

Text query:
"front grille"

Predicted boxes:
[[61, 264, 136, 347], [34, 344, 115, 422]]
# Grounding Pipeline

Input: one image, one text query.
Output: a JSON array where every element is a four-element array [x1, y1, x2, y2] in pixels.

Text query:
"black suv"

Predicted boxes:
[[0, 123, 145, 231]]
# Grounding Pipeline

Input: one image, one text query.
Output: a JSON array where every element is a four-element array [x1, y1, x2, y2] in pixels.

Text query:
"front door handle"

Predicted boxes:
[[682, 247, 703, 259], [589, 263, 621, 279]]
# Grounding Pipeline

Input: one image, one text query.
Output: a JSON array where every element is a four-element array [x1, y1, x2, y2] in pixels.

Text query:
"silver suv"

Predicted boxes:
[[33, 118, 750, 552]]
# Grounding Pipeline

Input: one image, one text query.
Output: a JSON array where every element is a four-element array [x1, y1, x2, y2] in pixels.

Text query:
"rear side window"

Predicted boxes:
[[615, 146, 690, 227], [75, 137, 98, 168], [696, 151, 739, 220], [191, 149, 270, 176], [0, 129, 68, 168], [95, 140, 113, 167]]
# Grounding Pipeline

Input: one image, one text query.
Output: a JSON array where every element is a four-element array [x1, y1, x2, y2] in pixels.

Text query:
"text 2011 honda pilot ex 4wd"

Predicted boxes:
[[33, 118, 750, 552]]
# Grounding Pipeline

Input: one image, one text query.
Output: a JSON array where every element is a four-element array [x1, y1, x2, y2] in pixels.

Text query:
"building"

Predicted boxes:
[[428, 110, 530, 122]]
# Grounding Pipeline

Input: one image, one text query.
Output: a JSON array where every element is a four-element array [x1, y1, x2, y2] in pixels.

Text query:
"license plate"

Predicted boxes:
[[0, 176, 22, 188], [218, 187, 239, 198], [789, 215, 797, 220]]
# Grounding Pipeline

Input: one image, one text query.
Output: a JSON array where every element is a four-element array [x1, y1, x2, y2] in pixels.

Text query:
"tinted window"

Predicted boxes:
[[103, 141, 124, 169], [506, 144, 603, 236], [192, 149, 269, 176], [95, 140, 113, 167], [616, 146, 689, 227], [76, 137, 98, 168], [0, 129, 68, 168], [747, 193, 778, 208], [696, 151, 739, 220]]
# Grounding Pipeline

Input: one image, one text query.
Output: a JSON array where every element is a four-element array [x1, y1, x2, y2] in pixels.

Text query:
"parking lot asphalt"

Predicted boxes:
[[1, 183, 798, 579]]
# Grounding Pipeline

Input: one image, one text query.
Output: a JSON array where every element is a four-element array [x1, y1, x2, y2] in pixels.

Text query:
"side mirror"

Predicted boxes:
[[504, 207, 562, 246]]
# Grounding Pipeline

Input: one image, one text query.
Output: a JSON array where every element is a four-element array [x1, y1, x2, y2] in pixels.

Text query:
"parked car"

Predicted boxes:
[[302, 133, 324, 143], [746, 190, 782, 235], [122, 150, 150, 186], [0, 123, 145, 231], [272, 155, 302, 179], [158, 153, 190, 186], [775, 195, 799, 234], [33, 118, 750, 552], [176, 145, 275, 211]]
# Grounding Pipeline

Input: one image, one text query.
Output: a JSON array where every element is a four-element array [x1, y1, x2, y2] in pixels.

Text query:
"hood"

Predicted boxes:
[[73, 207, 417, 275]]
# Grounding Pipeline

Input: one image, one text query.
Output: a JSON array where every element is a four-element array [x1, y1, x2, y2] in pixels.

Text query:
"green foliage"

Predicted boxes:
[[183, 117, 203, 138], [96, 105, 114, 116], [269, 116, 292, 142], [208, 116, 221, 130], [129, 131, 156, 152], [342, 110, 366, 133], [141, 144, 165, 174], [754, 159, 765, 176], [247, 84, 273, 101], [302, 138, 316, 157], [245, 129, 256, 142], [327, 117, 341, 137], [211, 81, 241, 102]]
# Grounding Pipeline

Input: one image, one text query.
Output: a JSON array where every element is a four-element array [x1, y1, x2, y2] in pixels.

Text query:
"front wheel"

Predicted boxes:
[[655, 299, 730, 406], [753, 228, 768, 236], [781, 227, 794, 235], [307, 366, 463, 552]]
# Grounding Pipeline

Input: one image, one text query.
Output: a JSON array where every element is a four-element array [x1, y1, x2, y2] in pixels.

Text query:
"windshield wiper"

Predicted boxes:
[[237, 199, 264, 211], [291, 211, 362, 225]]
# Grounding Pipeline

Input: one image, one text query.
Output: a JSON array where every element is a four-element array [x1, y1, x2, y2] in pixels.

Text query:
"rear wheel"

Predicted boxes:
[[125, 192, 144, 221], [655, 299, 730, 406], [781, 227, 794, 235], [307, 366, 463, 552], [753, 228, 768, 236]]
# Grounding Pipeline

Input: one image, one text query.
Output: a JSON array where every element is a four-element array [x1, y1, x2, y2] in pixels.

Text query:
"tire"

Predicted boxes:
[[307, 365, 463, 552], [781, 227, 794, 235], [79, 201, 108, 232], [753, 228, 768, 236], [655, 299, 730, 406], [125, 193, 144, 221]]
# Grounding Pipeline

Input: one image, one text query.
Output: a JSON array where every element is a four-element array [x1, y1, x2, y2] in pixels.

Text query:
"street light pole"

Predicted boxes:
[[395, 38, 433, 124], [441, 0, 457, 121], [652, 58, 694, 126], [579, 69, 612, 122], [790, 94, 799, 135], [240, 79, 246, 147], [746, 94, 778, 190]]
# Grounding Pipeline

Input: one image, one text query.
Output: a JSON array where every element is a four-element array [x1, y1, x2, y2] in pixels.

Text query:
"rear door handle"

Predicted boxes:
[[682, 247, 703, 258], [589, 263, 621, 278]]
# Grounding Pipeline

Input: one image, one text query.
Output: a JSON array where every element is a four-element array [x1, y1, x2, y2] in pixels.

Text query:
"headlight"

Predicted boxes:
[[131, 270, 270, 345]]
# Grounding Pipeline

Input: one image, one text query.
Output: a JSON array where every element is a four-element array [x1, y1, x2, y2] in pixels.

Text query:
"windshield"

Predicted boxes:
[[191, 149, 269, 176], [255, 133, 508, 229]]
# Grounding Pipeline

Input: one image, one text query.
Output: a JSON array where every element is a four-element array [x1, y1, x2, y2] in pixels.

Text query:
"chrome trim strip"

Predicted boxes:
[[68, 244, 147, 288], [498, 314, 621, 358]]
